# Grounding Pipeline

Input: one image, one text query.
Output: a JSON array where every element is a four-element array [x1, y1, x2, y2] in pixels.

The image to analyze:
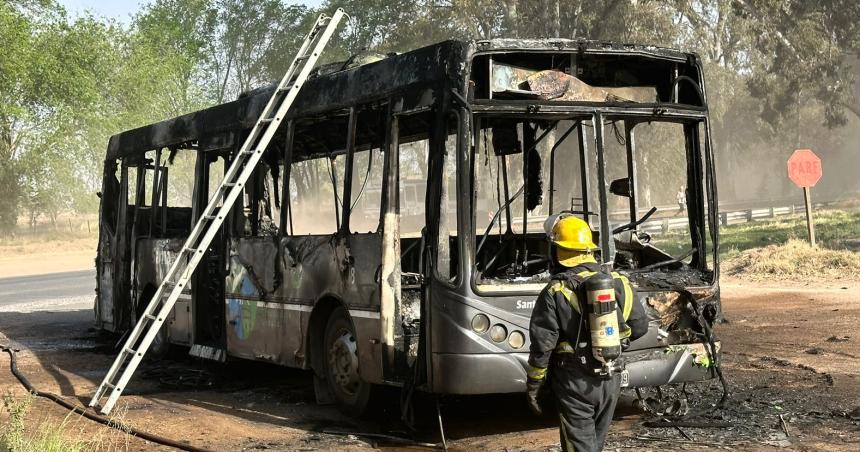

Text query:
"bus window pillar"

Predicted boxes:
[[578, 122, 591, 223], [281, 121, 295, 236], [379, 101, 401, 377], [340, 107, 358, 232], [593, 113, 616, 262], [625, 120, 639, 227]]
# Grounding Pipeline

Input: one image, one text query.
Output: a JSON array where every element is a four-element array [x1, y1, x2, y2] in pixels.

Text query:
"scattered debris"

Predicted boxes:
[[763, 431, 791, 448], [778, 413, 790, 437], [321, 429, 440, 448]]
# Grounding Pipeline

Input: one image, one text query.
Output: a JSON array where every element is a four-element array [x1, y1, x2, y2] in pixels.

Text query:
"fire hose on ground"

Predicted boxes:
[[1, 345, 213, 452]]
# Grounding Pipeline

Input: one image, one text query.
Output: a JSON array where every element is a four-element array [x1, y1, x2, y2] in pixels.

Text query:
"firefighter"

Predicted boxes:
[[526, 214, 648, 452]]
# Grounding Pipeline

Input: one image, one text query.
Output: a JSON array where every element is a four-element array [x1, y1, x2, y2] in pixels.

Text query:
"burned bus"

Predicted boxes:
[[95, 39, 721, 414]]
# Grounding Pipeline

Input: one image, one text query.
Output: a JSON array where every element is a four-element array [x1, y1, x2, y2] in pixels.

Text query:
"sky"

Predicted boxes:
[[57, 0, 324, 24]]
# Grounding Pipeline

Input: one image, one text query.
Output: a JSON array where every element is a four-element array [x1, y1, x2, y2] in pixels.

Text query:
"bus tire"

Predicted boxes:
[[323, 306, 371, 416]]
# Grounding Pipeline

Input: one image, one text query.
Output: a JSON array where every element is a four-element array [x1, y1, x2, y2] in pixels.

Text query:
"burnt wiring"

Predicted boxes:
[[476, 183, 525, 256], [1, 345, 213, 452], [326, 156, 343, 226], [348, 147, 375, 212], [611, 121, 626, 145], [629, 247, 697, 273], [684, 291, 729, 409], [670, 75, 705, 105], [633, 287, 729, 428]]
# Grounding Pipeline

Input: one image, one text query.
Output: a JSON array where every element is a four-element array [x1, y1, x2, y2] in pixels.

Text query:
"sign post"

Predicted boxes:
[[786, 149, 823, 246], [802, 186, 815, 245]]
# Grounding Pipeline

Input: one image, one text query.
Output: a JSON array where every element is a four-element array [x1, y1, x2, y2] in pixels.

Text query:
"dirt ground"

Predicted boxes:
[[1, 280, 859, 451]]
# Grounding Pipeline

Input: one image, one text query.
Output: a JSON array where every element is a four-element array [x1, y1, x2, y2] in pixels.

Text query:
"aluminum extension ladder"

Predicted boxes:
[[89, 9, 345, 415]]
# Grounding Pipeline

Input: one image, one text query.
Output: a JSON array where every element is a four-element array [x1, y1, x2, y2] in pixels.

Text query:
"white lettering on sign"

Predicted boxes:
[[516, 300, 536, 310]]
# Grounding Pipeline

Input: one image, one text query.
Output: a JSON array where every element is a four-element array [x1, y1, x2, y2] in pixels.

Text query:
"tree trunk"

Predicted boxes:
[[503, 0, 518, 35]]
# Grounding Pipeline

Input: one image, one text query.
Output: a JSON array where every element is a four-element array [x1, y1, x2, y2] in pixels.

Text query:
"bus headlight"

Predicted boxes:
[[508, 331, 525, 349], [471, 314, 490, 333], [489, 324, 507, 342]]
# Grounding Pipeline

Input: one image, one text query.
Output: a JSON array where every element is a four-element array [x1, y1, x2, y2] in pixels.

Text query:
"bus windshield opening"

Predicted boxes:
[[472, 115, 713, 289]]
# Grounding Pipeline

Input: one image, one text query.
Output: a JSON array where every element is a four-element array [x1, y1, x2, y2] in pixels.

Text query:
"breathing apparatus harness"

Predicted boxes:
[[551, 266, 632, 378]]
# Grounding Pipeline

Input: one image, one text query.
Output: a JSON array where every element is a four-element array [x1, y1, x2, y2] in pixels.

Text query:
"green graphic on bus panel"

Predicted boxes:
[[227, 265, 260, 341]]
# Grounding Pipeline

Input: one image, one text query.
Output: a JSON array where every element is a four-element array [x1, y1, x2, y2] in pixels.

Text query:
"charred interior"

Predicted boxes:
[[471, 114, 714, 289], [470, 47, 705, 106]]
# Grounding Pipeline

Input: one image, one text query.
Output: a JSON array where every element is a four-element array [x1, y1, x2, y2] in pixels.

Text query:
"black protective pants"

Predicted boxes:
[[550, 362, 621, 452]]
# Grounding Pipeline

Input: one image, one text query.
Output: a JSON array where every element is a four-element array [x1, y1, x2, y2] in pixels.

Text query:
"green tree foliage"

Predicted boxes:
[[208, 0, 310, 100], [736, 0, 860, 127]]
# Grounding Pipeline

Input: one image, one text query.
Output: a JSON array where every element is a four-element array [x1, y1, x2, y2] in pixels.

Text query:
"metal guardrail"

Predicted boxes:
[[639, 201, 836, 235], [504, 200, 837, 236]]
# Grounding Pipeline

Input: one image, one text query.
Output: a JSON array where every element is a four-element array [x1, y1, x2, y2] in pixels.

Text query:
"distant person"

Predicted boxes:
[[676, 186, 687, 216]]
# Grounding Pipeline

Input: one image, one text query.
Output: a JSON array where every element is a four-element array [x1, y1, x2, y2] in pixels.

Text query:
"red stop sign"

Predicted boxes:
[[787, 149, 822, 188]]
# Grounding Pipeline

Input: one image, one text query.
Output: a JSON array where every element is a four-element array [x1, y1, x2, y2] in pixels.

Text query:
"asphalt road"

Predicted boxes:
[[0, 269, 95, 309]]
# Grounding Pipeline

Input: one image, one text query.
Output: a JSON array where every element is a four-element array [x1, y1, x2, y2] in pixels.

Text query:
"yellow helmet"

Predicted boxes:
[[544, 214, 597, 251]]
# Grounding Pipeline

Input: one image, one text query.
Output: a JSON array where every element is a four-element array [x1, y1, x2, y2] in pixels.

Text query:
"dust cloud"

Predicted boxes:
[[711, 67, 860, 206]]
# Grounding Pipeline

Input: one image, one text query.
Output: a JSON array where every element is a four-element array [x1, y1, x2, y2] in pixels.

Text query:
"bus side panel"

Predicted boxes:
[[225, 238, 300, 365], [221, 233, 384, 381], [344, 232, 384, 384], [134, 237, 192, 344]]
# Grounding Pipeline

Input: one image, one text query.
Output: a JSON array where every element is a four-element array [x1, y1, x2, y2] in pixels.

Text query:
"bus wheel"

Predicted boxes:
[[323, 307, 371, 416]]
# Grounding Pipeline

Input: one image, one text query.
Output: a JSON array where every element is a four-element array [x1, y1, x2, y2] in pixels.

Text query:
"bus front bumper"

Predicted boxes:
[[430, 342, 720, 394]]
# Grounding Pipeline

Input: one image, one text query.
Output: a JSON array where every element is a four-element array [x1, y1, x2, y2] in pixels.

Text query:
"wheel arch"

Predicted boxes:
[[307, 293, 350, 375]]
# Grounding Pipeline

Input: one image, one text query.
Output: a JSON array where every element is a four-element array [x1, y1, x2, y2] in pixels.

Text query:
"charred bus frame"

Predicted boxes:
[[95, 39, 721, 414]]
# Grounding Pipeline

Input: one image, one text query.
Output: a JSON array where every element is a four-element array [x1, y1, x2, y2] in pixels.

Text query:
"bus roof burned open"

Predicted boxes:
[[96, 38, 722, 412]]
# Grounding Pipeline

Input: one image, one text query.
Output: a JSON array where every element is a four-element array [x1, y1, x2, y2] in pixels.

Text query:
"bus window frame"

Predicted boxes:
[[468, 110, 717, 296], [434, 108, 463, 287]]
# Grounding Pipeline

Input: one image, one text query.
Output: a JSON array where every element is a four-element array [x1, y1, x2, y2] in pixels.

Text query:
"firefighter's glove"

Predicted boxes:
[[526, 378, 544, 416], [621, 337, 631, 351]]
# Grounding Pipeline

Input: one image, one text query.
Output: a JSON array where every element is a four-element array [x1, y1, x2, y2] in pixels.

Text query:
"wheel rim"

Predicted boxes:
[[328, 328, 360, 396]]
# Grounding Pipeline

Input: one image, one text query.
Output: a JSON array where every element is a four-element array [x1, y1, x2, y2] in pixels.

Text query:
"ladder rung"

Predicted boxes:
[[203, 215, 219, 220], [144, 314, 156, 321], [104, 382, 116, 389], [124, 347, 137, 355], [259, 118, 274, 124]]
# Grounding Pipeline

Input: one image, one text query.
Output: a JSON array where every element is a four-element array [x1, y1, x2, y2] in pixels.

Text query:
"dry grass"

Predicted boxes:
[[0, 392, 132, 452], [1, 393, 87, 452], [0, 230, 96, 277], [718, 208, 860, 260], [0, 230, 97, 257], [725, 238, 860, 281]]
